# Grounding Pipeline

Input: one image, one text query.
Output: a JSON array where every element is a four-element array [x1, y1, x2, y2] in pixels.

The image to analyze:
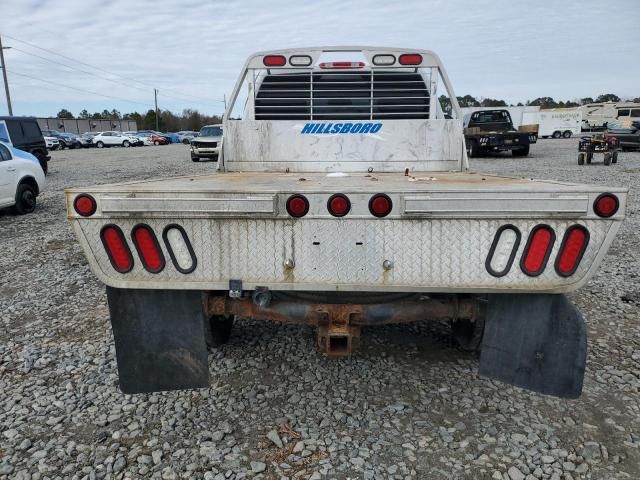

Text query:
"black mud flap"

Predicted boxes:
[[106, 287, 209, 394], [479, 294, 586, 399]]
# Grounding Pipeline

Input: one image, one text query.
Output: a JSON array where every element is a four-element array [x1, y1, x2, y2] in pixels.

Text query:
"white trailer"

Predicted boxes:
[[66, 47, 627, 398], [523, 108, 582, 138]]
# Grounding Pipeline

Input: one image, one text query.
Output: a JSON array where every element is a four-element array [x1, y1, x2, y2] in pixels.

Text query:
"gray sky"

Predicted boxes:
[[1, 0, 639, 117]]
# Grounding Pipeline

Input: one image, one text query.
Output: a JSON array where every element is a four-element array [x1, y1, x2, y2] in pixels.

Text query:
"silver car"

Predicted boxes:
[[190, 125, 222, 161]]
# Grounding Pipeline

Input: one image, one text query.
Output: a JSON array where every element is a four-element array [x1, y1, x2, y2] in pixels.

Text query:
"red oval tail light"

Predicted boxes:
[[74, 194, 97, 217], [369, 194, 393, 217], [132, 224, 165, 273], [100, 225, 133, 273], [555, 225, 589, 277], [327, 194, 351, 217], [520, 225, 555, 276]]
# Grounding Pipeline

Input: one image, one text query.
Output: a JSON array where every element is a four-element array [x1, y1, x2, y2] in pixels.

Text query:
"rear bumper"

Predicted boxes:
[[70, 216, 621, 294]]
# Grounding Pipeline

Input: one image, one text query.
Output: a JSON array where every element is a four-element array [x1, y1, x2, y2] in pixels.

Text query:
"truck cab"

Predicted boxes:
[[66, 47, 626, 398], [463, 109, 537, 157]]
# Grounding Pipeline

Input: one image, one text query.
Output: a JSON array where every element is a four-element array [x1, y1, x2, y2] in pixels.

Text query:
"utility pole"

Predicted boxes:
[[0, 34, 13, 116], [154, 88, 159, 130]]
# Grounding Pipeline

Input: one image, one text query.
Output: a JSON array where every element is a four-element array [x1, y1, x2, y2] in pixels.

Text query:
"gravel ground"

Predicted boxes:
[[1, 140, 639, 480]]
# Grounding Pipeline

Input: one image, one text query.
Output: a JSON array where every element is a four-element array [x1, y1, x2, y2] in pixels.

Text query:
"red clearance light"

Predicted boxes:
[[263, 55, 286, 67], [327, 194, 351, 217], [73, 194, 97, 217], [286, 194, 309, 218], [593, 193, 619, 218], [319, 61, 365, 69], [398, 53, 423, 65], [369, 194, 393, 217], [100, 225, 133, 273], [131, 224, 165, 273], [555, 225, 589, 277], [520, 225, 555, 276]]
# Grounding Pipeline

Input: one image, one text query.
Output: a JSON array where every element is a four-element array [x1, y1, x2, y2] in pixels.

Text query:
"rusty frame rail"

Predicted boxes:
[[206, 293, 483, 356]]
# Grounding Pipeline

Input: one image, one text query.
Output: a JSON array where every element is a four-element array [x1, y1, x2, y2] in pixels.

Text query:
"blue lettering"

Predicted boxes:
[[340, 123, 353, 133], [300, 122, 383, 135], [360, 123, 373, 134]]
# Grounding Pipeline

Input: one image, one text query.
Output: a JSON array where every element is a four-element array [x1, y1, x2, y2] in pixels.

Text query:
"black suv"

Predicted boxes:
[[0, 116, 50, 174]]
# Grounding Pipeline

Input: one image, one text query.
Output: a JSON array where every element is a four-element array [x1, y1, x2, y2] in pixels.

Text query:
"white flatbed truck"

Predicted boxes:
[[66, 47, 626, 398]]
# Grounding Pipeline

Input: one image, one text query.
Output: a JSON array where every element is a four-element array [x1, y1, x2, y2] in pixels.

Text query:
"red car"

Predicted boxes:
[[150, 134, 168, 145]]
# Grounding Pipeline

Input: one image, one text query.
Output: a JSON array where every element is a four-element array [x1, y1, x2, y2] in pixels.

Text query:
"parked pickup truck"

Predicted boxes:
[[464, 109, 538, 157], [66, 47, 626, 398]]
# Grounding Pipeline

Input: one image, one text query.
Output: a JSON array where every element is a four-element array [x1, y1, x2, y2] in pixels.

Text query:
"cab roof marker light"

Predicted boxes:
[[263, 55, 286, 67], [398, 53, 423, 65], [289, 55, 312, 66], [372, 54, 395, 66], [318, 61, 365, 69]]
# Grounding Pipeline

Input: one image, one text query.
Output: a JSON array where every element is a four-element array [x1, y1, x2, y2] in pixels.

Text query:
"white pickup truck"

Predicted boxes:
[[66, 47, 626, 397]]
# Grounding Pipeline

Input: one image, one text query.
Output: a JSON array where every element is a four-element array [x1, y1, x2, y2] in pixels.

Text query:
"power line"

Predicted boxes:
[[9, 70, 155, 108], [4, 34, 225, 106]]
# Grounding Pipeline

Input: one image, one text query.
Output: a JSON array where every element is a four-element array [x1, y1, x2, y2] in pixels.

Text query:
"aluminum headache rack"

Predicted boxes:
[[221, 47, 468, 173]]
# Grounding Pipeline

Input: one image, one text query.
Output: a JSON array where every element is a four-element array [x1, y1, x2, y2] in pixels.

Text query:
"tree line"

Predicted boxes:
[[54, 108, 222, 132], [56, 92, 638, 127]]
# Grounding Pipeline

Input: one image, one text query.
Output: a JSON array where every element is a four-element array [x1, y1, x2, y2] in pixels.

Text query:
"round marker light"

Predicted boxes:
[[593, 193, 619, 218], [327, 194, 350, 217], [369, 194, 392, 217], [286, 194, 309, 218], [73, 194, 97, 217]]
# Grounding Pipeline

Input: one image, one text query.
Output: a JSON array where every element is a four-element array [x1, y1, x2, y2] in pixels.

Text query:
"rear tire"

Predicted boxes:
[[122, 140, 130, 148], [612, 151, 618, 164], [96, 141, 104, 148], [154, 140, 160, 146], [182, 139, 190, 144], [562, 130, 572, 138], [578, 153, 585, 165], [552, 131, 562, 139], [205, 315, 234, 348], [467, 139, 479, 158], [14, 183, 37, 214], [451, 318, 485, 352], [604, 152, 612, 165]]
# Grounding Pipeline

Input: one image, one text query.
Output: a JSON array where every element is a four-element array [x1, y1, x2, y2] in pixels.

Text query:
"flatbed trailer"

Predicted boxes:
[[66, 47, 626, 398]]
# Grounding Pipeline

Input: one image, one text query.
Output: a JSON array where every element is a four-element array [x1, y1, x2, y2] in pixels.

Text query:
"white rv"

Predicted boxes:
[[580, 102, 640, 130]]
